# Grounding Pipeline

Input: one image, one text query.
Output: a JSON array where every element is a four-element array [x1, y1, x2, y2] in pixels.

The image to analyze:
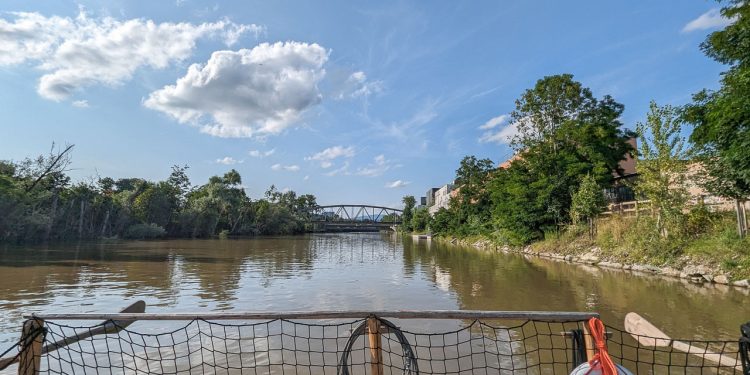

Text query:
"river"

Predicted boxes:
[[0, 232, 748, 347]]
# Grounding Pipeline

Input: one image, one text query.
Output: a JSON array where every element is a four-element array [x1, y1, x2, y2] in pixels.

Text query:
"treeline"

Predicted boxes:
[[404, 1, 750, 245], [0, 146, 317, 243]]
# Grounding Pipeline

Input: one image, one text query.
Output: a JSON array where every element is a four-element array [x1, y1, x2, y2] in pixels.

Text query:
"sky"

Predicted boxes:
[[0, 1, 736, 208]]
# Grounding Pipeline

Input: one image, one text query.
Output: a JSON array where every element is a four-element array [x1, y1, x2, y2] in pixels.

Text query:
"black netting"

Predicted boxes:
[[0, 317, 744, 374], [605, 324, 742, 374]]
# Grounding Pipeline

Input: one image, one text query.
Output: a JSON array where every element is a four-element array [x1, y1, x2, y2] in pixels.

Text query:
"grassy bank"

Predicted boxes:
[[439, 210, 750, 283]]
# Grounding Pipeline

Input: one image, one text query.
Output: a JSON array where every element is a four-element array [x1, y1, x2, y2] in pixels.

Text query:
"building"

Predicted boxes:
[[429, 184, 454, 215], [425, 188, 439, 207]]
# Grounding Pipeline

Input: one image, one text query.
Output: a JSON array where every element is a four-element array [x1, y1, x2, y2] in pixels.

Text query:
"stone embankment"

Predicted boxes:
[[448, 237, 749, 289]]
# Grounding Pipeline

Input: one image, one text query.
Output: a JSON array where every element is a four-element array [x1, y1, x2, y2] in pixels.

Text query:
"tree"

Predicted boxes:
[[636, 101, 690, 238], [429, 208, 455, 236], [0, 148, 319, 243], [491, 74, 633, 242], [401, 195, 416, 232], [490, 163, 546, 244], [450, 156, 495, 236], [166, 165, 192, 207], [570, 174, 606, 238], [683, 0, 750, 236], [411, 207, 431, 232]]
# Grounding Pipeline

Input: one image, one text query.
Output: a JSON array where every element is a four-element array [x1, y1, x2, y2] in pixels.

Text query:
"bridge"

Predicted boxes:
[[308, 205, 403, 232]]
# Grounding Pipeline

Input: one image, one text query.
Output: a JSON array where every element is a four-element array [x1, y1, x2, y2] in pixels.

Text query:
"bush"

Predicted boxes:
[[682, 204, 720, 238], [124, 223, 166, 239]]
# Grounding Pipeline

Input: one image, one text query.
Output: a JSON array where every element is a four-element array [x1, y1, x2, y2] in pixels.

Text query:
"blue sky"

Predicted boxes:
[[0, 1, 734, 207]]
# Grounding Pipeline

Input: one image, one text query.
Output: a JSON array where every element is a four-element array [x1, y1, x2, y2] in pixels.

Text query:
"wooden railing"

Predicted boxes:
[[602, 198, 736, 217]]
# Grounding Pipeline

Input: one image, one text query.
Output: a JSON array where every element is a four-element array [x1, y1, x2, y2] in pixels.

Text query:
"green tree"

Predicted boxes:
[[401, 195, 416, 232], [132, 182, 177, 228], [636, 101, 691, 238], [490, 163, 545, 244], [450, 156, 495, 236], [491, 74, 633, 242], [429, 208, 455, 236], [570, 174, 606, 238], [0, 147, 319, 243], [683, 1, 750, 236], [411, 207, 431, 232]]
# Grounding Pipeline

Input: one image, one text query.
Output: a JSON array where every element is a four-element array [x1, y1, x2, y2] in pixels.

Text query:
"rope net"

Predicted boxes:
[[0, 317, 745, 374]]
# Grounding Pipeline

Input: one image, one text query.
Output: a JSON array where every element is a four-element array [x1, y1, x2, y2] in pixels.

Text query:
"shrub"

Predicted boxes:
[[682, 204, 720, 238], [124, 223, 166, 239]]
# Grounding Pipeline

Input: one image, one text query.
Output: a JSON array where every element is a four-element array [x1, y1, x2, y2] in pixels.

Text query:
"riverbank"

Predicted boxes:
[[432, 218, 750, 290]]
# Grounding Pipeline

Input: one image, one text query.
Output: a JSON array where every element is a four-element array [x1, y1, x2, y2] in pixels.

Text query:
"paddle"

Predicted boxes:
[[624, 312, 741, 370], [0, 300, 146, 369]]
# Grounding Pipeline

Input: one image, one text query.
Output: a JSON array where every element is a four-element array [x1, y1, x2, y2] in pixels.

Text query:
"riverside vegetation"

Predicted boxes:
[[400, 0, 750, 283], [0, 146, 318, 243]]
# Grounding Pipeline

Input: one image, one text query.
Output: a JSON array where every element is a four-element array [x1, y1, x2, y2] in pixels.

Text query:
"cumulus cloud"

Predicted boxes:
[[144, 42, 329, 138], [478, 115, 521, 145], [216, 156, 243, 165], [249, 149, 275, 158], [682, 8, 737, 33], [356, 154, 398, 177], [0, 10, 261, 101], [385, 180, 410, 189], [305, 145, 355, 168], [72, 99, 89, 108], [271, 163, 300, 172]]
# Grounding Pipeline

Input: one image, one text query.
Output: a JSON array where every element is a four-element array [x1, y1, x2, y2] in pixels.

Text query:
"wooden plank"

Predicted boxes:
[[26, 310, 599, 322], [581, 322, 595, 362], [18, 319, 43, 375], [367, 318, 383, 375]]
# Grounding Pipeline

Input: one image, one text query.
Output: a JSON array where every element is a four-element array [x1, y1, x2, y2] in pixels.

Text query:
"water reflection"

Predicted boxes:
[[406, 238, 750, 339], [0, 233, 748, 346]]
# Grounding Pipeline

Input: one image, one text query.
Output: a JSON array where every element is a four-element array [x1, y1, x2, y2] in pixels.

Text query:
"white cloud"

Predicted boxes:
[[303, 175, 310, 181], [332, 71, 384, 100], [144, 42, 329, 138], [479, 115, 523, 145], [682, 8, 737, 33], [378, 101, 438, 142], [271, 163, 300, 172], [305, 145, 355, 168], [478, 114, 509, 130], [216, 156, 243, 165], [385, 180, 410, 188], [325, 161, 350, 176], [0, 10, 261, 101], [72, 99, 89, 108], [248, 148, 275, 158], [356, 154, 398, 177]]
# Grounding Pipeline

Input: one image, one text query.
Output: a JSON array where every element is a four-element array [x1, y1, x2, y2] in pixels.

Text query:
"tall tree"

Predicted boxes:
[[636, 101, 691, 238], [492, 74, 633, 242], [401, 195, 416, 232], [450, 156, 494, 236], [683, 0, 750, 236]]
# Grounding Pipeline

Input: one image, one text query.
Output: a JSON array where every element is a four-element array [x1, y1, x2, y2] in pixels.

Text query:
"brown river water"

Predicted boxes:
[[0, 232, 748, 372]]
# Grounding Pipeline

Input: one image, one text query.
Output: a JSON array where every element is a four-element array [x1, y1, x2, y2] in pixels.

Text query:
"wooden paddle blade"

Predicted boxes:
[[624, 312, 671, 347], [102, 300, 146, 333], [120, 300, 146, 314]]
